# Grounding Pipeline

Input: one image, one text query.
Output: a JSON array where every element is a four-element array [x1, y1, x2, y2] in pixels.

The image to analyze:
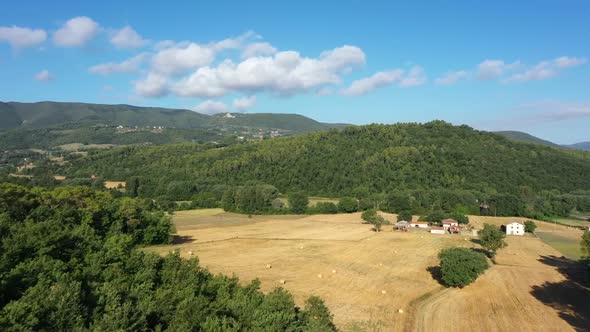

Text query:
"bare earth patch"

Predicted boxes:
[[146, 211, 587, 331]]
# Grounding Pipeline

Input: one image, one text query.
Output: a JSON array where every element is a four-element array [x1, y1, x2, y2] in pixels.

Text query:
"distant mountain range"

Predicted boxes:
[[0, 101, 345, 132], [494, 130, 590, 151], [1, 101, 587, 152]]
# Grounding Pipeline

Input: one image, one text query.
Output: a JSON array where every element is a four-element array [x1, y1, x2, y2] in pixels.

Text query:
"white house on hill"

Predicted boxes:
[[504, 221, 524, 236]]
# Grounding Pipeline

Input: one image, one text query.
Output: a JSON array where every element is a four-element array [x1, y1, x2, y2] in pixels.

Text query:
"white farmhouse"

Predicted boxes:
[[504, 221, 525, 236]]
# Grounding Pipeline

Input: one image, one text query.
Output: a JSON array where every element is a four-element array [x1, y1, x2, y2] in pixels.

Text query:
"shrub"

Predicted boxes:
[[397, 210, 412, 222], [419, 210, 445, 225], [524, 220, 537, 233], [361, 209, 378, 224], [338, 197, 358, 213], [313, 202, 338, 214], [439, 247, 489, 287], [288, 192, 309, 214]]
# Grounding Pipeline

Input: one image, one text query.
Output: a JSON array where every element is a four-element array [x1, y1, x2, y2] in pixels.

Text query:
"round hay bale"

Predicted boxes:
[[317, 274, 323, 279], [381, 290, 387, 294], [398, 309, 404, 314], [279, 279, 286, 284], [332, 269, 336, 274], [299, 246, 304, 249], [188, 250, 193, 256], [420, 236, 424, 238], [266, 264, 272, 269], [379, 263, 383, 266]]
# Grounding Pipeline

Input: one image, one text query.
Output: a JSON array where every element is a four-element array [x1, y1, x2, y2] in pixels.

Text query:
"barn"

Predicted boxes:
[[503, 221, 525, 236]]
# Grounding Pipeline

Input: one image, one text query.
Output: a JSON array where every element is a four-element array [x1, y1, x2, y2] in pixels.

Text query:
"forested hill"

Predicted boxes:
[[494, 131, 560, 147], [0, 101, 344, 132], [61, 121, 590, 199]]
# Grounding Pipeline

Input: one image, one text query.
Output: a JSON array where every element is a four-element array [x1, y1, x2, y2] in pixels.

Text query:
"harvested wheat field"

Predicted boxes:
[[146, 211, 588, 331]]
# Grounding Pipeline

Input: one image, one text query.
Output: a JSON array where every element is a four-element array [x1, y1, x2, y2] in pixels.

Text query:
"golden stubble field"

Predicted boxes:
[[146, 210, 588, 331]]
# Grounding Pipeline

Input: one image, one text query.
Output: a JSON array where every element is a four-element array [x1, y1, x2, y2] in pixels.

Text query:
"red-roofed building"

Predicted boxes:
[[442, 219, 459, 229]]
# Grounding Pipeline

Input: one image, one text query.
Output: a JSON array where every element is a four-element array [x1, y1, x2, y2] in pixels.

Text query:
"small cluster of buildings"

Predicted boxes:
[[394, 218, 461, 235]]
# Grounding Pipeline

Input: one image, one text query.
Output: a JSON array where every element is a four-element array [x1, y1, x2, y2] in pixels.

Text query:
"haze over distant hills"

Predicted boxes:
[[494, 130, 590, 151]]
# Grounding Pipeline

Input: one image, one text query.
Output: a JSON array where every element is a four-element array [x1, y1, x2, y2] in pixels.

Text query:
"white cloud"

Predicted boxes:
[[341, 66, 425, 96], [341, 69, 404, 96], [34, 69, 53, 82], [53, 16, 100, 47], [134, 72, 168, 97], [165, 45, 365, 98], [399, 66, 427, 87], [151, 43, 216, 76], [476, 60, 520, 80], [242, 42, 277, 58], [505, 56, 586, 82], [150, 32, 256, 76], [553, 56, 586, 69], [89, 53, 147, 75], [435, 70, 469, 85], [193, 100, 228, 114], [233, 96, 256, 111], [110, 25, 148, 49], [0, 26, 46, 49]]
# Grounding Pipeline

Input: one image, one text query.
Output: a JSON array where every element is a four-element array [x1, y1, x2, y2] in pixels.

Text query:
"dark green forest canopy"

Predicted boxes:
[[60, 121, 590, 198], [0, 183, 335, 331]]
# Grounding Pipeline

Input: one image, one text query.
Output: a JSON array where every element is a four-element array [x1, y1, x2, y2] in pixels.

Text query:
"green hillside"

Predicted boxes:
[[210, 112, 346, 132], [56, 121, 590, 216], [564, 142, 590, 151], [494, 131, 559, 147]]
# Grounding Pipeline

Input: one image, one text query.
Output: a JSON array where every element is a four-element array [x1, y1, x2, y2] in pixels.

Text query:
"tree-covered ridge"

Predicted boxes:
[[0, 184, 335, 331], [63, 121, 590, 196]]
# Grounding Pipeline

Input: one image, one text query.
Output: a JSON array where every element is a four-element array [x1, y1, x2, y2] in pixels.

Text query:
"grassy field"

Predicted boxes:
[[549, 216, 590, 228], [277, 195, 339, 207], [146, 211, 588, 331], [535, 232, 582, 260]]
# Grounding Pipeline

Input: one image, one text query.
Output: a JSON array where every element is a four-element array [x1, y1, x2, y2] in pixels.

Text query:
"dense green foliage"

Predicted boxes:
[[54, 122, 590, 219], [438, 248, 489, 287], [288, 192, 309, 214], [495, 131, 559, 147], [337, 197, 359, 213], [221, 184, 279, 214], [524, 220, 537, 233], [0, 183, 335, 330], [478, 224, 507, 257], [396, 210, 412, 222], [311, 202, 338, 214], [581, 231, 590, 260]]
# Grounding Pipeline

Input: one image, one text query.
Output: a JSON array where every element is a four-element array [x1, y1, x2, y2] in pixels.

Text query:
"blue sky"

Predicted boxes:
[[1, 1, 589, 143]]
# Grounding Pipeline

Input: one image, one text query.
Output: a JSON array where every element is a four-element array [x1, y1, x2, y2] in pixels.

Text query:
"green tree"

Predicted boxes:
[[438, 247, 489, 288], [314, 202, 338, 214], [397, 210, 412, 222], [301, 296, 336, 331], [361, 209, 378, 224], [524, 220, 537, 233], [338, 197, 358, 213], [288, 192, 309, 214], [581, 231, 590, 260], [478, 223, 507, 257]]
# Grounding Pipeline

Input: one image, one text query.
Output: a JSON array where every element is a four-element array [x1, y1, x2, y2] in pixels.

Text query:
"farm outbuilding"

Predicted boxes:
[[395, 220, 410, 231], [442, 219, 459, 229], [430, 226, 446, 234], [410, 221, 429, 229], [503, 221, 525, 236]]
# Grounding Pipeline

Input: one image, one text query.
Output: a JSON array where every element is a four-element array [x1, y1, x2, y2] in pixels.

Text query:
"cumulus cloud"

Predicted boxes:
[[89, 53, 147, 75], [242, 42, 277, 58], [341, 66, 425, 96], [157, 45, 365, 98], [110, 25, 148, 49], [151, 43, 216, 76], [505, 56, 586, 82], [53, 16, 100, 47], [0, 26, 46, 49], [134, 72, 168, 97], [150, 32, 256, 76], [34, 69, 53, 82], [476, 60, 520, 80], [435, 70, 469, 85], [193, 100, 228, 114], [233, 96, 256, 111]]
